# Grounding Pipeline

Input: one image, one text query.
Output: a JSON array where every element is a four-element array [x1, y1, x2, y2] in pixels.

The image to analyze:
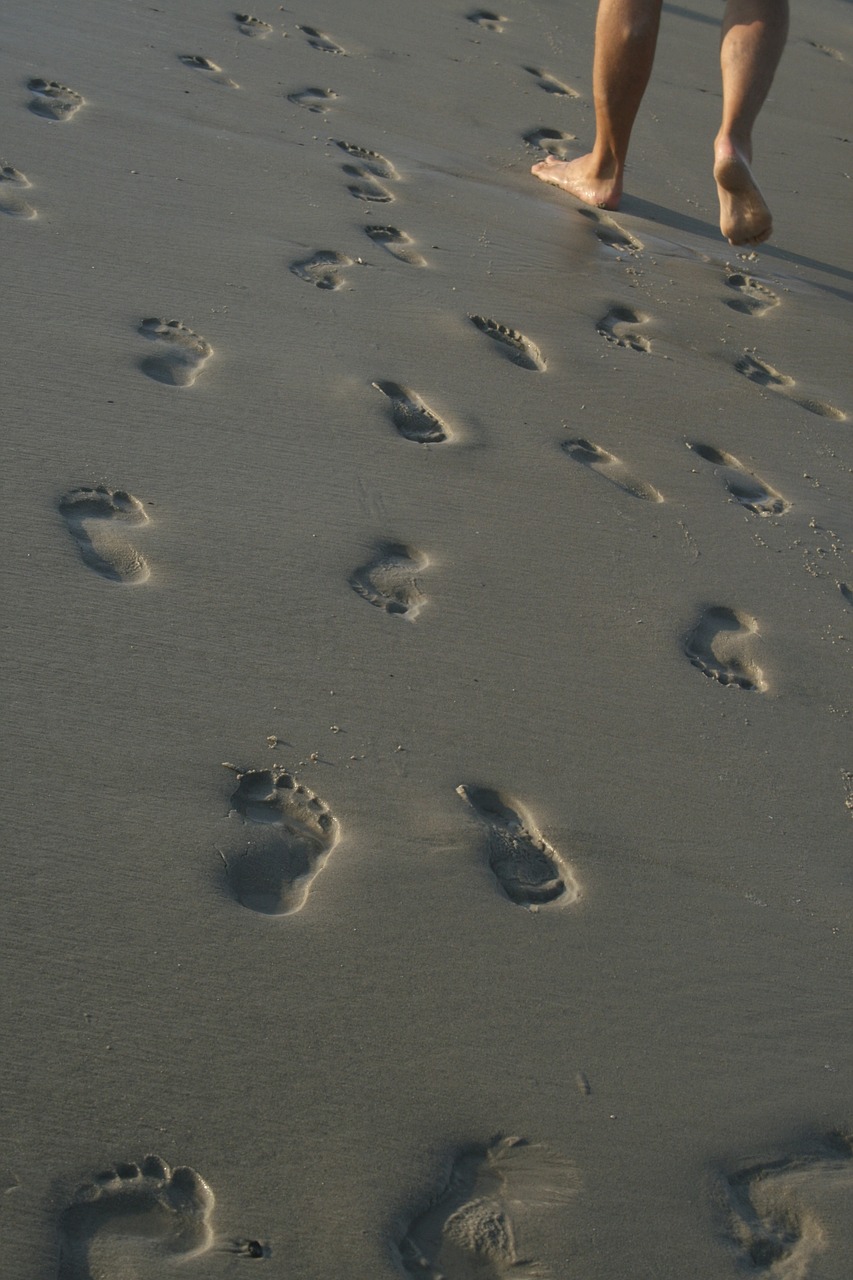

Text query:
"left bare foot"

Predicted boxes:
[[713, 141, 772, 245]]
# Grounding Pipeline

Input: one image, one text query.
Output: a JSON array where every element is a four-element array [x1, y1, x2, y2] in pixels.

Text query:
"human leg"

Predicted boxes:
[[714, 0, 789, 244], [531, 0, 663, 209]]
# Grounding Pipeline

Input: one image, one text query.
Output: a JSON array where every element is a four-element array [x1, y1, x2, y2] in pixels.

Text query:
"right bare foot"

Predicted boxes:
[[713, 142, 772, 245], [531, 153, 622, 210]]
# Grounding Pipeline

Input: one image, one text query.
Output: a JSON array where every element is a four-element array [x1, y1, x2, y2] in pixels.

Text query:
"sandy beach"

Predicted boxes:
[[1, 1, 852, 1276]]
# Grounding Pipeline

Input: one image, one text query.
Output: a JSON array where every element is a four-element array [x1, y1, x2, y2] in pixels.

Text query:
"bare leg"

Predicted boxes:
[[714, 0, 788, 244], [531, 0, 662, 209]]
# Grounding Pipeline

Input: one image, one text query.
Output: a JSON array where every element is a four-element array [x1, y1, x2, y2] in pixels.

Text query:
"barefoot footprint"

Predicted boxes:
[[457, 785, 580, 908], [0, 164, 35, 218], [597, 306, 651, 352], [562, 438, 663, 501], [735, 353, 845, 419], [364, 226, 426, 266], [234, 13, 273, 37], [178, 55, 238, 87], [334, 141, 398, 181], [57, 1156, 214, 1280], [683, 606, 766, 692], [523, 66, 578, 96], [373, 381, 450, 443], [466, 10, 507, 32], [688, 442, 789, 516], [470, 316, 546, 371], [138, 318, 212, 387], [523, 127, 577, 159], [27, 78, 84, 120], [59, 487, 150, 584], [725, 272, 779, 316], [350, 542, 428, 618], [290, 249, 352, 290], [225, 766, 339, 915], [298, 25, 345, 54], [343, 164, 393, 202], [399, 1136, 577, 1279], [287, 87, 339, 112], [578, 207, 644, 253]]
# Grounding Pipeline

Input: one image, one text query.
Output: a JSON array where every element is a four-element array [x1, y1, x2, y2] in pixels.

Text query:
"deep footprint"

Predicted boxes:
[[457, 785, 580, 908], [365, 225, 426, 266], [234, 12, 272, 37], [226, 766, 339, 915], [470, 316, 546, 371], [59, 487, 150, 584], [399, 1136, 577, 1279], [562, 438, 662, 501], [725, 273, 779, 315], [350, 542, 428, 618], [57, 1156, 214, 1280], [466, 10, 507, 31], [597, 305, 651, 351], [178, 54, 238, 87], [334, 141, 397, 180], [689, 442, 789, 516], [27, 78, 84, 120], [722, 1131, 853, 1275], [0, 164, 35, 218], [138, 318, 212, 387], [298, 25, 345, 54], [290, 249, 352, 290], [287, 86, 339, 112], [523, 127, 577, 158], [343, 164, 393, 202], [683, 606, 766, 692], [523, 66, 578, 96], [373, 381, 450, 443]]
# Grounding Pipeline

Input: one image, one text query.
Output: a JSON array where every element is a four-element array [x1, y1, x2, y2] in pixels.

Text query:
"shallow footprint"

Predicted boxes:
[[59, 487, 150, 585], [234, 12, 272, 37], [467, 10, 507, 31], [399, 1136, 577, 1280], [0, 164, 35, 218], [334, 141, 397, 180], [138, 318, 212, 387], [364, 225, 426, 266], [597, 305, 651, 352], [373, 381, 450, 443], [470, 315, 546, 371], [725, 272, 779, 316], [683, 606, 766, 692], [562, 438, 662, 501], [457, 785, 580, 908], [298, 24, 345, 54], [287, 86, 339, 112], [722, 1130, 853, 1275], [350, 542, 428, 619], [523, 127, 577, 159], [523, 66, 578, 96], [27, 78, 83, 121], [688, 442, 789, 516], [734, 353, 845, 419], [343, 164, 393, 202], [178, 55, 238, 87], [290, 249, 352, 290], [58, 1156, 214, 1280], [226, 767, 339, 915], [578, 207, 643, 254]]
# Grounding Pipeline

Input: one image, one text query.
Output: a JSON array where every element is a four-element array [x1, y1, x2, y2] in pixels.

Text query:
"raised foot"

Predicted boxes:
[[713, 149, 772, 246], [531, 154, 621, 210]]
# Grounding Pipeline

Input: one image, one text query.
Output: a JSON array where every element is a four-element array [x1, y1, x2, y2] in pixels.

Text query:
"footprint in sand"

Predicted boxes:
[[298, 24, 345, 54], [290, 249, 352, 290], [0, 164, 35, 218], [725, 272, 779, 316], [597, 305, 651, 352], [524, 66, 578, 96], [399, 1136, 577, 1279], [343, 163, 393, 203], [470, 316, 546, 371], [334, 141, 398, 181], [27, 78, 83, 121], [59, 488, 150, 585], [225, 766, 339, 915], [57, 1156, 214, 1280], [287, 86, 339, 112], [457, 785, 580, 908], [373, 381, 450, 443], [578, 208, 643, 254], [364, 225, 426, 266], [722, 1130, 853, 1275], [807, 40, 845, 60], [683, 606, 766, 692], [138, 318, 212, 387], [523, 127, 577, 159], [350, 542, 428, 619], [234, 12, 272, 37], [467, 10, 507, 32], [562, 438, 662, 502], [178, 55, 238, 87], [688, 442, 789, 516], [735, 353, 845, 419]]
